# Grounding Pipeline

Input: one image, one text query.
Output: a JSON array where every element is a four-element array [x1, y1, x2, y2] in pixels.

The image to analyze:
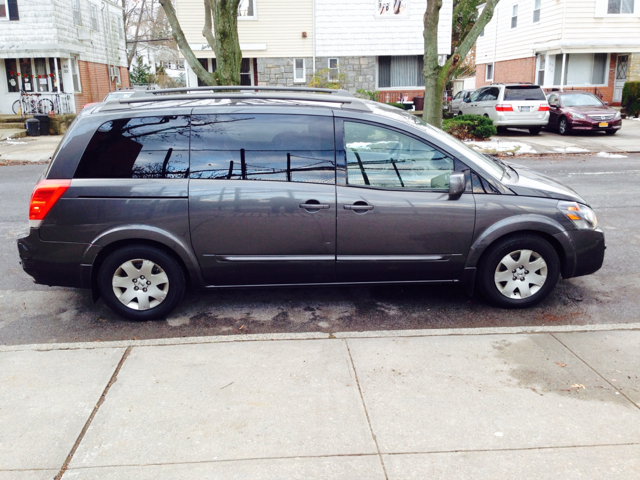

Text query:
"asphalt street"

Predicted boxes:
[[1, 153, 639, 346]]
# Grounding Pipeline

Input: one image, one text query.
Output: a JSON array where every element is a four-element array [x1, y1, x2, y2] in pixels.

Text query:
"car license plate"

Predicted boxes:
[[599, 122, 609, 127], [520, 106, 531, 112]]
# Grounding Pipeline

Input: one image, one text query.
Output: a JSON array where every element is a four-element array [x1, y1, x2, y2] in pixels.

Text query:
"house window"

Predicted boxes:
[[328, 58, 339, 80], [0, 0, 7, 19], [5, 59, 19, 92], [238, 0, 255, 19], [72, 0, 82, 25], [70, 56, 81, 92], [240, 58, 252, 85], [20, 58, 33, 92], [553, 53, 608, 86], [511, 4, 518, 28], [117, 16, 124, 39], [294, 58, 305, 83], [533, 0, 541, 22], [537, 54, 545, 85], [90, 3, 99, 30], [486, 63, 494, 81], [607, 0, 634, 14], [378, 56, 424, 88]]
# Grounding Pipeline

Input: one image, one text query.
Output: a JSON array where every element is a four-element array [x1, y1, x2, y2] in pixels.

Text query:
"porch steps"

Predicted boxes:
[[0, 129, 27, 140], [0, 122, 26, 129]]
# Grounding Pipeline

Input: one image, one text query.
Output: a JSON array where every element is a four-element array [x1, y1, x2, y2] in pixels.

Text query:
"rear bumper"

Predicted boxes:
[[494, 114, 549, 127], [17, 229, 90, 289]]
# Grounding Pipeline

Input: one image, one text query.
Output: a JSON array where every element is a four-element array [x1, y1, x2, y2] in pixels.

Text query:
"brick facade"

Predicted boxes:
[[477, 55, 621, 105], [74, 61, 131, 110]]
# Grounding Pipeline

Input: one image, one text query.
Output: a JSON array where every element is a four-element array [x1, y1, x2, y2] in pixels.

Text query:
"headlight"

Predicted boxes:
[[558, 201, 598, 230], [614, 111, 621, 120], [569, 112, 586, 120]]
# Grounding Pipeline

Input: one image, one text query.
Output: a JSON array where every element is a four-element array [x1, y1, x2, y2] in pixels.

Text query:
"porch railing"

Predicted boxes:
[[16, 92, 75, 116]]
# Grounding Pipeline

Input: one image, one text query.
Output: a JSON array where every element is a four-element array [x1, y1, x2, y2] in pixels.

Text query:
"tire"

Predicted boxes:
[[457, 111, 463, 117], [605, 129, 617, 135], [12, 100, 21, 115], [477, 234, 560, 309], [529, 127, 542, 135], [98, 245, 185, 321], [558, 117, 570, 135], [496, 126, 508, 134], [38, 98, 54, 114]]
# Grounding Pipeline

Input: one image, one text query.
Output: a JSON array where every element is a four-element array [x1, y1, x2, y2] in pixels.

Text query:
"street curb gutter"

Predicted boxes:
[[1, 322, 639, 353]]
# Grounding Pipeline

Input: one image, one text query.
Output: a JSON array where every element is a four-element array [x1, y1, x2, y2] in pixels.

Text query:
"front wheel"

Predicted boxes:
[[12, 100, 21, 115], [98, 245, 185, 321], [558, 117, 570, 135], [478, 235, 560, 308]]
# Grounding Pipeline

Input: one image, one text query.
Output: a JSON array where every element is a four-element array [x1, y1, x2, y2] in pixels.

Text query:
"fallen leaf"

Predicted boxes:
[[571, 384, 586, 389], [555, 362, 566, 367]]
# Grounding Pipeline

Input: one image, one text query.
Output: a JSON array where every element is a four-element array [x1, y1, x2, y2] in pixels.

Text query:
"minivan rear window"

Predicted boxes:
[[74, 116, 190, 179], [503, 86, 546, 101], [190, 114, 335, 184]]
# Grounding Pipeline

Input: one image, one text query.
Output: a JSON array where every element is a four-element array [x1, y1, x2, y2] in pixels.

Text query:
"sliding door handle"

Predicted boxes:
[[344, 202, 374, 212]]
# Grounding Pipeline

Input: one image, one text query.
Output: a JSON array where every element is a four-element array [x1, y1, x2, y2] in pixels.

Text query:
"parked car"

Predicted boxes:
[[82, 89, 135, 110], [18, 87, 604, 320], [546, 91, 622, 135], [450, 89, 474, 115], [460, 83, 550, 134]]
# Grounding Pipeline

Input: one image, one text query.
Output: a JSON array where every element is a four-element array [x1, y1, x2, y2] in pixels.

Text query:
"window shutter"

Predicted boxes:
[[8, 0, 19, 20], [594, 0, 607, 17]]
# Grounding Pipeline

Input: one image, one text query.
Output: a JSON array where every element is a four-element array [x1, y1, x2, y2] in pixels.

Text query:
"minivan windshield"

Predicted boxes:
[[561, 93, 603, 107], [503, 86, 546, 101], [370, 103, 505, 179]]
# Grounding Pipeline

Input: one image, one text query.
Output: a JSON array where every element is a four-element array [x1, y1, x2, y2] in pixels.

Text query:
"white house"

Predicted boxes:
[[475, 0, 640, 105], [175, 0, 453, 100], [0, 0, 129, 114]]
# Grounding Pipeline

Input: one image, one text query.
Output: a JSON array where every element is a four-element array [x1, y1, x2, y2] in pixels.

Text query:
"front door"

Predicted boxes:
[[614, 54, 629, 103], [335, 119, 476, 283], [189, 113, 337, 286]]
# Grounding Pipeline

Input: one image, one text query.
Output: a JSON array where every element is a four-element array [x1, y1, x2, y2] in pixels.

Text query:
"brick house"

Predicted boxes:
[[475, 0, 640, 105], [0, 0, 129, 115], [175, 0, 453, 103]]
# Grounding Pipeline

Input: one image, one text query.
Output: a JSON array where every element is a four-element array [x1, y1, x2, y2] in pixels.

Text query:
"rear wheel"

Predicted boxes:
[[478, 235, 560, 308], [12, 100, 21, 115], [529, 127, 542, 135], [558, 117, 570, 135], [98, 245, 185, 321]]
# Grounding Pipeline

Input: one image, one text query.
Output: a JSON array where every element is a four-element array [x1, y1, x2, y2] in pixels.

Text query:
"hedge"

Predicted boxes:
[[442, 114, 497, 140], [622, 81, 640, 118]]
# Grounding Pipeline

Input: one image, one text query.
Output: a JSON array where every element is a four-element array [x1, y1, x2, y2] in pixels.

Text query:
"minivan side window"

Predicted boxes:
[[74, 116, 190, 179], [190, 114, 335, 184], [469, 89, 484, 102], [344, 122, 454, 190]]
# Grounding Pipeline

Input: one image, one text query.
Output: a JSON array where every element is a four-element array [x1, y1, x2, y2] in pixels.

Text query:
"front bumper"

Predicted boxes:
[[17, 228, 90, 289], [569, 119, 622, 131], [561, 228, 606, 279]]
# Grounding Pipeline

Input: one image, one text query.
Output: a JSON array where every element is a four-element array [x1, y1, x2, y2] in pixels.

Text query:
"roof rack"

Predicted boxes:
[[101, 92, 370, 112], [129, 86, 354, 98]]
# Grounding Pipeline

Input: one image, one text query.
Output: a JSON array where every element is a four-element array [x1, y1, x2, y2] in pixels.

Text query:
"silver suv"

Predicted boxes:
[[461, 83, 550, 134], [18, 86, 603, 320]]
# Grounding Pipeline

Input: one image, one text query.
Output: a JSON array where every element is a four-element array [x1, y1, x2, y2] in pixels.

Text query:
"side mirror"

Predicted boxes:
[[449, 173, 465, 199]]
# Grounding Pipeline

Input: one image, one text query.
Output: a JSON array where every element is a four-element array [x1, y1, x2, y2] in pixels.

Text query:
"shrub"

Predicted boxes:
[[308, 68, 347, 90], [622, 81, 640, 118], [386, 102, 406, 109], [356, 89, 380, 101], [442, 114, 497, 140]]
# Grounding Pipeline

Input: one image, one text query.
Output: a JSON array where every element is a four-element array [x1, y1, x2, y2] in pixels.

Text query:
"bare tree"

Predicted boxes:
[[423, 0, 500, 126], [159, 0, 242, 86]]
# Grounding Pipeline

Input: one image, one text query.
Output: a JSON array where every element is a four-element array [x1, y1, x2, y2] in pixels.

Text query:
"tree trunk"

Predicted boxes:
[[209, 0, 242, 85], [423, 0, 443, 126]]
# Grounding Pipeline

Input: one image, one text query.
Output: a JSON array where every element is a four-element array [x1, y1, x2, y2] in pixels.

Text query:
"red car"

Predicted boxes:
[[547, 91, 622, 135]]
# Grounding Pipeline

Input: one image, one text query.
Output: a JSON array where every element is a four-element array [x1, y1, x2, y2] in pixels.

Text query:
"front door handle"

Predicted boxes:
[[299, 200, 330, 211]]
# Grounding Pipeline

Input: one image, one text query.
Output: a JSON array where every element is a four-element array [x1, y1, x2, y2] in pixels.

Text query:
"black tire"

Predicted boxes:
[[12, 100, 21, 115], [605, 129, 617, 135], [558, 117, 570, 135], [38, 98, 54, 114], [98, 245, 185, 321], [477, 234, 560, 309], [496, 126, 508, 134], [457, 111, 463, 117], [529, 127, 542, 135]]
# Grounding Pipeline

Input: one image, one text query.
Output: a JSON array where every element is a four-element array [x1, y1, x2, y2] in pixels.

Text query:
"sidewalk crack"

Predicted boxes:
[[551, 333, 639, 410], [54, 346, 133, 480], [344, 339, 388, 480]]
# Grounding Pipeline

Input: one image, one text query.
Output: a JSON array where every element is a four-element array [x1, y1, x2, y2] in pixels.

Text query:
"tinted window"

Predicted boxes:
[[74, 116, 190, 179], [190, 114, 335, 184], [503, 86, 546, 101], [479, 87, 499, 101], [344, 122, 454, 190], [453, 91, 462, 100], [469, 89, 484, 102]]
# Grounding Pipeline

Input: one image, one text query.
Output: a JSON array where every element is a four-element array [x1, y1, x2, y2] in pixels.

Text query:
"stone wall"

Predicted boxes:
[[629, 53, 640, 82], [256, 56, 377, 93]]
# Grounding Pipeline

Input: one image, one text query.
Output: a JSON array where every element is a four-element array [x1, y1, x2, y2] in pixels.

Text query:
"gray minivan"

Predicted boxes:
[[18, 87, 605, 320]]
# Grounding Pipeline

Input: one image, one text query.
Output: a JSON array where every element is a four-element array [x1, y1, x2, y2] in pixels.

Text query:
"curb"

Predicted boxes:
[[2, 322, 639, 353]]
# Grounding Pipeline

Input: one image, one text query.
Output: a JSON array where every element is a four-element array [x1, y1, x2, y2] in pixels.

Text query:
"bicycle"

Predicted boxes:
[[12, 92, 55, 115]]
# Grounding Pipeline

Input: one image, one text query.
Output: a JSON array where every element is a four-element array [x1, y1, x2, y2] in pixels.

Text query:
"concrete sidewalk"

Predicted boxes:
[[0, 135, 61, 164], [2, 323, 639, 479]]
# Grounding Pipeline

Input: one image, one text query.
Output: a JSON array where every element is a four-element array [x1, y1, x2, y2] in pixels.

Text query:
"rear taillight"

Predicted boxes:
[[495, 104, 514, 112], [538, 104, 550, 111], [29, 179, 71, 228]]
